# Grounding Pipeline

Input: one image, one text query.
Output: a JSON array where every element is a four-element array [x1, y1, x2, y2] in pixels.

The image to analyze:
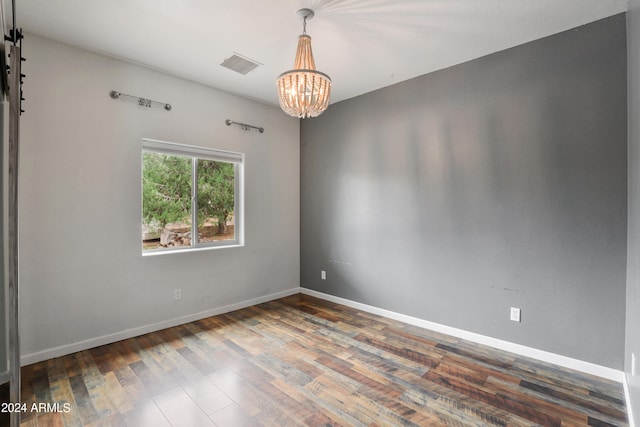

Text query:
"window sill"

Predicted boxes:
[[142, 243, 243, 256]]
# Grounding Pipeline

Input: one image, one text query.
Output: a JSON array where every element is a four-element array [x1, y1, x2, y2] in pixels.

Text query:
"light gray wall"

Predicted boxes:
[[301, 14, 627, 369], [19, 34, 300, 361], [627, 0, 640, 419]]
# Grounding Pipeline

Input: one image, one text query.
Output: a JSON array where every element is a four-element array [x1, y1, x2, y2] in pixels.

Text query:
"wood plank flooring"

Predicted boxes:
[[13, 294, 629, 426]]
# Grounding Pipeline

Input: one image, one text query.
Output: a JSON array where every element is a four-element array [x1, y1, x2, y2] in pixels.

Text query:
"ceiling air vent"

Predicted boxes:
[[220, 53, 262, 75]]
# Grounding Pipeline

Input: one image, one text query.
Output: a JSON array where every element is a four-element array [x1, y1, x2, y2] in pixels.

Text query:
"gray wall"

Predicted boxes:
[[19, 34, 300, 362], [627, 0, 640, 419], [301, 14, 627, 369], [0, 100, 6, 383]]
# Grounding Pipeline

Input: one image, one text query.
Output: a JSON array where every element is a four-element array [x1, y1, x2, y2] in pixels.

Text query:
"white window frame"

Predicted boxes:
[[142, 138, 244, 255]]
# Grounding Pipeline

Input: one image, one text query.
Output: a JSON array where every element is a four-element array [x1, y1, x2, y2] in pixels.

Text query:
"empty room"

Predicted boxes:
[[1, 0, 640, 426]]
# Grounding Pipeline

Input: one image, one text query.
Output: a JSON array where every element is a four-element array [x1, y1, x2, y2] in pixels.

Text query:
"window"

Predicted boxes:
[[141, 139, 243, 253]]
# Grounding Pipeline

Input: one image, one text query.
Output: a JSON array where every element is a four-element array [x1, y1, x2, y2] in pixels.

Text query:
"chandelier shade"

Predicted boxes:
[[277, 10, 331, 118]]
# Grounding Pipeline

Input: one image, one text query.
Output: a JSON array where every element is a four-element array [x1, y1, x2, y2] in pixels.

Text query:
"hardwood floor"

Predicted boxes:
[[14, 294, 628, 426]]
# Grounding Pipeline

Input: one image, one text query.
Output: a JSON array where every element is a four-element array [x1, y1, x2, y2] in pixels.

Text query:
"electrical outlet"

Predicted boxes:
[[321, 270, 326, 280], [510, 307, 521, 322], [174, 288, 182, 301]]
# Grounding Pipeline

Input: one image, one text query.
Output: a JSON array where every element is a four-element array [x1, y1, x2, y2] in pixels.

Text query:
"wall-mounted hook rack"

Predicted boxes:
[[109, 90, 171, 111], [225, 119, 264, 133]]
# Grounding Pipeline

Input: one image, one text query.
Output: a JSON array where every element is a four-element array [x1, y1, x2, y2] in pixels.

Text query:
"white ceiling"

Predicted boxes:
[[10, 0, 629, 107]]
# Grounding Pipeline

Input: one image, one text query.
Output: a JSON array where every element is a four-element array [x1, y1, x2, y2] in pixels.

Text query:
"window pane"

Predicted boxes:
[[197, 159, 235, 244], [142, 152, 193, 251]]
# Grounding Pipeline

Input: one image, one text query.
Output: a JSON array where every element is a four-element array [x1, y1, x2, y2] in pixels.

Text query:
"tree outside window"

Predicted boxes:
[[141, 140, 243, 252]]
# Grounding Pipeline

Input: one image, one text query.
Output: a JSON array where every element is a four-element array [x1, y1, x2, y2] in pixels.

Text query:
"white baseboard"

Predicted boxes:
[[21, 287, 301, 366], [624, 374, 637, 427], [21, 286, 626, 383], [19, 286, 633, 422], [300, 288, 625, 383]]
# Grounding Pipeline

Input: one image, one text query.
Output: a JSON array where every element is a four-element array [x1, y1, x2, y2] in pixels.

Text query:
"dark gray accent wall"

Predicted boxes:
[[627, 0, 640, 418], [301, 14, 627, 369]]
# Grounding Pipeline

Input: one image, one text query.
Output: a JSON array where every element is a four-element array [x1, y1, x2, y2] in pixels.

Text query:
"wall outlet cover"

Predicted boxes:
[[510, 307, 521, 322]]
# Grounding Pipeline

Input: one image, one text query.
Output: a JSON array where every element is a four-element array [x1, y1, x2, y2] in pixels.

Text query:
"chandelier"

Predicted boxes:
[[277, 9, 332, 118]]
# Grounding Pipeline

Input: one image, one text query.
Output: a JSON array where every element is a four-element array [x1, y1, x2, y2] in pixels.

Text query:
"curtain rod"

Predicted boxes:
[[225, 119, 264, 133], [109, 90, 172, 111]]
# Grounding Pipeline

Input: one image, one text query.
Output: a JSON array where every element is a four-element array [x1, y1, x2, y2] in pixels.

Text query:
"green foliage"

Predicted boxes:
[[142, 152, 235, 232], [197, 159, 235, 232], [142, 153, 192, 228]]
